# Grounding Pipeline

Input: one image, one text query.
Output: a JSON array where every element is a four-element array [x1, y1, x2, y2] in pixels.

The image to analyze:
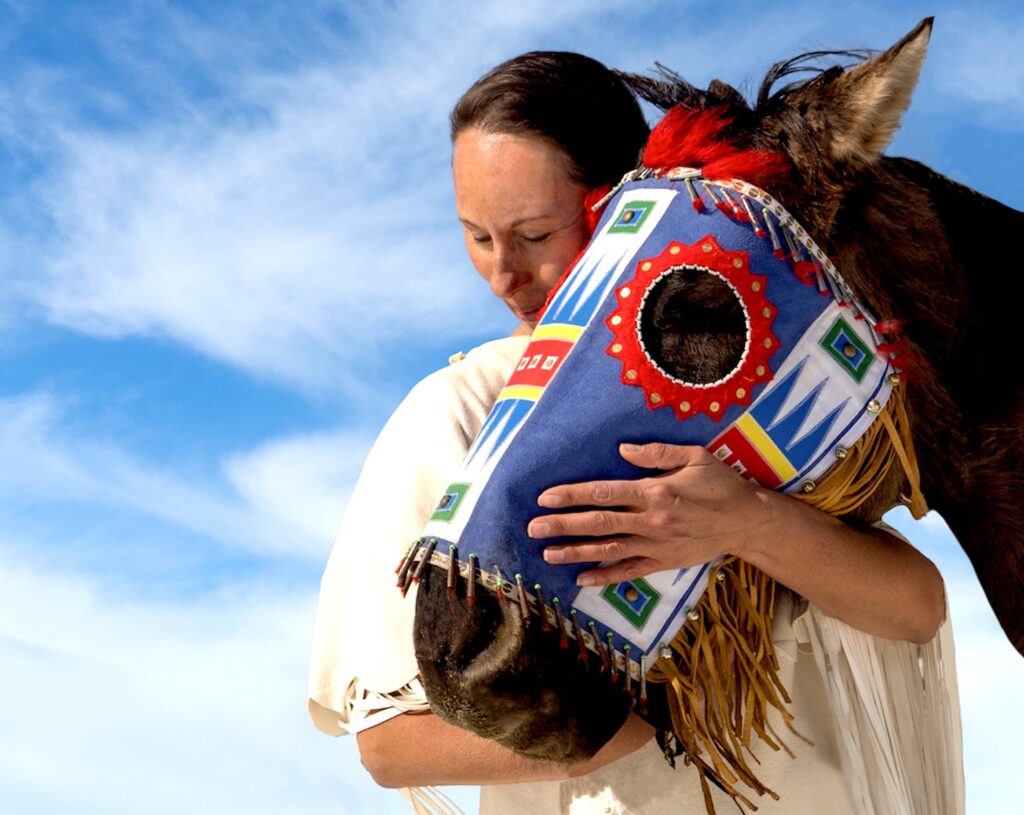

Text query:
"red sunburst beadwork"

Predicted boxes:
[[605, 236, 779, 422]]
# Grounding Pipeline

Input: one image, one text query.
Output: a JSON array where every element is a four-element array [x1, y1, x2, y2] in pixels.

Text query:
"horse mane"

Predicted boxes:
[[754, 49, 875, 109], [619, 49, 876, 189]]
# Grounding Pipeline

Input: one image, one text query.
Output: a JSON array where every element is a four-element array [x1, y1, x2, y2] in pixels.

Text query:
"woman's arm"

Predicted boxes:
[[530, 442, 945, 643], [357, 710, 654, 788]]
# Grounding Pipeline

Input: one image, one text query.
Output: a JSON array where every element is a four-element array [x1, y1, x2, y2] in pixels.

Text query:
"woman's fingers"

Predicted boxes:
[[537, 478, 645, 510], [573, 557, 663, 587], [542, 537, 642, 564], [528, 509, 647, 539]]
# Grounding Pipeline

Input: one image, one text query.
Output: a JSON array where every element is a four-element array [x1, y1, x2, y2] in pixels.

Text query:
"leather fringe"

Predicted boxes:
[[645, 384, 925, 812]]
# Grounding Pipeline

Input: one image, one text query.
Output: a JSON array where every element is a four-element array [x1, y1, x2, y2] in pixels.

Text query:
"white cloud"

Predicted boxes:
[[223, 428, 373, 544], [0, 392, 374, 561], [0, 544, 399, 815], [8, 0, 611, 393], [931, 11, 1024, 117]]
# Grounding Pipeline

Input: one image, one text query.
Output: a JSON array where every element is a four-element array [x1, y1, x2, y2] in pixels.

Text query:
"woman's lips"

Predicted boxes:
[[513, 304, 544, 325]]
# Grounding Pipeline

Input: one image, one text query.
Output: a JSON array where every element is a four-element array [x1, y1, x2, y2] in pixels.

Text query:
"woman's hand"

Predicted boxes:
[[529, 440, 945, 643], [528, 441, 774, 586]]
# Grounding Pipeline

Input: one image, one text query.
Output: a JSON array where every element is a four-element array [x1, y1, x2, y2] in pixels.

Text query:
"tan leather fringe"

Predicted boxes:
[[645, 384, 926, 812], [798, 385, 928, 520]]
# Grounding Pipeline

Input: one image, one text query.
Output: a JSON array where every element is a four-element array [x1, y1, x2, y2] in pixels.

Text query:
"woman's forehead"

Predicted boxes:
[[453, 129, 586, 226]]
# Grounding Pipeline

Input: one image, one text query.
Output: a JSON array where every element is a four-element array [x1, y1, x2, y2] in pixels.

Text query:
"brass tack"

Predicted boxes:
[[710, 401, 720, 412], [611, 343, 623, 353], [669, 245, 681, 255], [732, 258, 743, 268], [624, 586, 640, 603], [735, 388, 746, 399], [650, 393, 662, 404], [801, 480, 816, 493], [887, 373, 902, 386], [620, 287, 632, 298], [679, 401, 691, 412], [867, 399, 881, 414], [835, 446, 849, 460], [611, 315, 622, 326], [626, 369, 637, 380], [702, 243, 713, 253], [752, 281, 762, 292], [659, 645, 673, 660], [641, 261, 653, 271]]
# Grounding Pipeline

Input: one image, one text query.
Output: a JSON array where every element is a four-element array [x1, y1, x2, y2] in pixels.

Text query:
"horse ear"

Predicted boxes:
[[804, 17, 933, 163]]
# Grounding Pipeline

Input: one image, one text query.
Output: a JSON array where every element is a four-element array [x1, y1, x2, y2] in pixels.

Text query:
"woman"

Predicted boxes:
[[308, 51, 955, 814]]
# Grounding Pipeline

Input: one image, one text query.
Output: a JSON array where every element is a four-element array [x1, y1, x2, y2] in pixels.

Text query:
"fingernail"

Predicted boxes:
[[530, 521, 550, 537], [537, 493, 564, 508], [576, 573, 595, 587], [621, 443, 642, 452], [543, 548, 564, 563]]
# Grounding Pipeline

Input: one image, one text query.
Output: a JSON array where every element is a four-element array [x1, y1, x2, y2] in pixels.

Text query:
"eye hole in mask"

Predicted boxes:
[[638, 265, 748, 387]]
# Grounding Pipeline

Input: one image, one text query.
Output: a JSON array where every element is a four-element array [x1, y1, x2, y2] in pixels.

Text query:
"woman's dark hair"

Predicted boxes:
[[450, 51, 649, 188]]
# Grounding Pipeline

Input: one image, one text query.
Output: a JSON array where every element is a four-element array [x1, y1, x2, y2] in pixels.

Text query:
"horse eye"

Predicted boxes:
[[637, 265, 748, 385]]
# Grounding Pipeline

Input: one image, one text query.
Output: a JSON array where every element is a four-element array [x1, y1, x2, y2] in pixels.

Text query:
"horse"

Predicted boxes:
[[404, 17, 1023, 807]]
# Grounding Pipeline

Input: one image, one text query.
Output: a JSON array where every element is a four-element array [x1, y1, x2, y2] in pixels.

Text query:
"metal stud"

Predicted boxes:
[[659, 644, 673, 661], [867, 399, 882, 414], [687, 608, 700, 622], [835, 446, 848, 460], [887, 373, 902, 386], [801, 480, 816, 493]]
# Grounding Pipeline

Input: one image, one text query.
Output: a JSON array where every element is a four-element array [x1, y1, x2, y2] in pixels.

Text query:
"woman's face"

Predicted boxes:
[[453, 128, 591, 330]]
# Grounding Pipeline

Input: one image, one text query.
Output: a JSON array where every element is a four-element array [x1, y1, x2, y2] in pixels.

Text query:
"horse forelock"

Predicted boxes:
[[642, 104, 790, 189]]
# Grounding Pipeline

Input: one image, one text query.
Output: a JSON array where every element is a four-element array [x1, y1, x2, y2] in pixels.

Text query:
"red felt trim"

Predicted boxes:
[[605, 236, 778, 421], [643, 106, 790, 189]]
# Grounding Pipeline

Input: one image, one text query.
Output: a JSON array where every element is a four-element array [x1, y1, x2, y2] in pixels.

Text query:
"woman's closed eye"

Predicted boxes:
[[469, 232, 492, 245], [521, 232, 553, 244]]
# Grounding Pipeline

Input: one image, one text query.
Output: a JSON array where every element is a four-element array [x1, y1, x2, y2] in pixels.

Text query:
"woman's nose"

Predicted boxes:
[[488, 247, 528, 298]]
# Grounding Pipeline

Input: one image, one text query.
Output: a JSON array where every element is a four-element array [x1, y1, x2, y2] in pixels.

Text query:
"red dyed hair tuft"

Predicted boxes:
[[643, 105, 789, 189]]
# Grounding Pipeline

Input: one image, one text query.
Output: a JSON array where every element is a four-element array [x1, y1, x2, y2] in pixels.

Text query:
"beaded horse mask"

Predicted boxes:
[[401, 167, 909, 678]]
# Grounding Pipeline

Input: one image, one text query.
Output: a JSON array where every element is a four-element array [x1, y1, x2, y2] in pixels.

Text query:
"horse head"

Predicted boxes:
[[406, 15, 1024, 797]]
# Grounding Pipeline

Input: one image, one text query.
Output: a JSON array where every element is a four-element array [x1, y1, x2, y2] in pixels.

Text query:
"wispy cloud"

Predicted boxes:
[[931, 9, 1024, 121], [0, 544, 363, 815], [5, 0, 611, 393], [0, 392, 371, 561]]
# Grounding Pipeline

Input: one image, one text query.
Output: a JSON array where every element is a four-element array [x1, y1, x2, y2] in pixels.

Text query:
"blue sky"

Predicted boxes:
[[1, 1, 1022, 813]]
